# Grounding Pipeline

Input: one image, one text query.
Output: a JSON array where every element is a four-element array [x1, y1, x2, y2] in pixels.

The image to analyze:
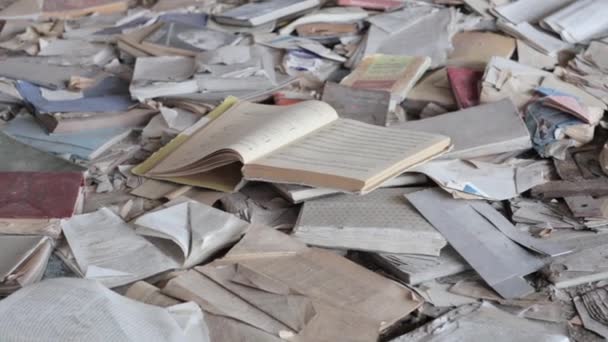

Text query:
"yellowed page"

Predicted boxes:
[[149, 100, 338, 175], [244, 119, 450, 188]]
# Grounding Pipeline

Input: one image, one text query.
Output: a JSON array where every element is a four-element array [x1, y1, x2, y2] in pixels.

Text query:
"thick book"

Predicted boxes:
[[293, 188, 447, 255], [214, 0, 320, 27], [0, 172, 84, 220], [341, 54, 430, 109], [135, 99, 450, 193]]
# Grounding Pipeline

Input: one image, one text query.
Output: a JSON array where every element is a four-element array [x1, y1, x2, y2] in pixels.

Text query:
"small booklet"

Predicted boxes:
[[136, 99, 450, 193]]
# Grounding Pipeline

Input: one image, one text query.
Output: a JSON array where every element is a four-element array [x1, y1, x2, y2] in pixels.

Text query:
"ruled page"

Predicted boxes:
[[150, 100, 338, 175], [249, 119, 450, 181]]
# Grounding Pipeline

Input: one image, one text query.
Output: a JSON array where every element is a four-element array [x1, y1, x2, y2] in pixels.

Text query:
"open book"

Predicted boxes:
[[139, 100, 450, 193], [61, 203, 249, 288]]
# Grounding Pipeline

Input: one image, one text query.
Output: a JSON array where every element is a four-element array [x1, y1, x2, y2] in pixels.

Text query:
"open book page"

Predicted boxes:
[[243, 119, 450, 192], [0, 278, 208, 342], [148, 100, 338, 176], [135, 202, 191, 261], [61, 208, 179, 288], [187, 202, 249, 268], [133, 201, 249, 268]]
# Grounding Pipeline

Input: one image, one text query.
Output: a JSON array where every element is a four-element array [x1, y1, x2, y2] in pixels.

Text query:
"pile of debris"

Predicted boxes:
[[1, 0, 608, 341]]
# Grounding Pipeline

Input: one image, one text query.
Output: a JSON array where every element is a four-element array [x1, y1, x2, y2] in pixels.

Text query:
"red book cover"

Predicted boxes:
[[447, 67, 483, 109], [0, 172, 84, 219], [337, 0, 403, 10]]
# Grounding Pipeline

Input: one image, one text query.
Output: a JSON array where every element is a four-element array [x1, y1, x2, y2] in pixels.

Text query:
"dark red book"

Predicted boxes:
[[0, 172, 84, 219], [447, 67, 484, 109]]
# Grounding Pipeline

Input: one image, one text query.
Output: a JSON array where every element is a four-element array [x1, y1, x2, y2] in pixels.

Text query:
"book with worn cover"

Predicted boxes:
[[0, 235, 53, 294], [341, 54, 431, 108], [321, 82, 391, 126], [37, 108, 157, 133], [135, 99, 450, 193], [4, 115, 132, 160], [446, 67, 483, 109], [293, 188, 447, 255], [0, 172, 84, 219]]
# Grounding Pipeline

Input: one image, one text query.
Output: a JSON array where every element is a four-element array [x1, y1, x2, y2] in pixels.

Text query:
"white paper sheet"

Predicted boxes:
[[0, 278, 209, 342]]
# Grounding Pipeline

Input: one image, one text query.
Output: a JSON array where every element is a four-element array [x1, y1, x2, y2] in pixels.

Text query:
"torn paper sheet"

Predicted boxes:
[[406, 189, 545, 299], [0, 278, 209, 342], [61, 208, 178, 288]]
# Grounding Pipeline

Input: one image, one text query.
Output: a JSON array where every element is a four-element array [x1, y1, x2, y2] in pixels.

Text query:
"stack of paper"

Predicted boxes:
[[397, 99, 531, 160], [341, 54, 431, 111], [214, 0, 321, 27], [372, 247, 470, 285]]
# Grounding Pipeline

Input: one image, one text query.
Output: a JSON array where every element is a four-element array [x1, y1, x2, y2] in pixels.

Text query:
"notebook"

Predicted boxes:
[[341, 54, 431, 109]]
